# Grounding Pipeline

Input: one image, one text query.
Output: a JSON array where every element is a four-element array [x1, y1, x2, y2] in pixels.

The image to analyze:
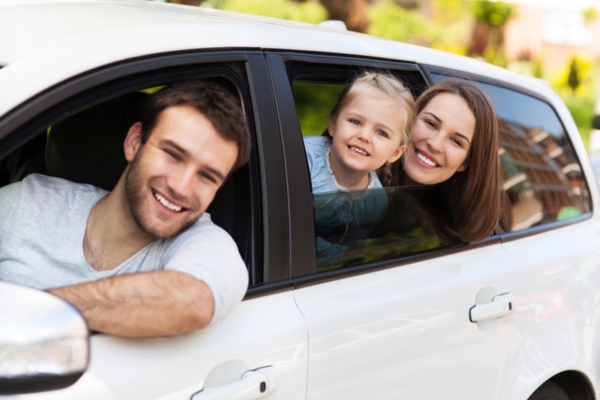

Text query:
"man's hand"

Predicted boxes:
[[49, 270, 214, 337]]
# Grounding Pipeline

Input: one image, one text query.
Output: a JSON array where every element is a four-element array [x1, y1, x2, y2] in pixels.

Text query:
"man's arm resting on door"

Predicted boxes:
[[49, 270, 214, 338]]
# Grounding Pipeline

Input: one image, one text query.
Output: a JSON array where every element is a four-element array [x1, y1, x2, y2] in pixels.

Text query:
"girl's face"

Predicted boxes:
[[329, 89, 405, 189], [404, 93, 475, 185]]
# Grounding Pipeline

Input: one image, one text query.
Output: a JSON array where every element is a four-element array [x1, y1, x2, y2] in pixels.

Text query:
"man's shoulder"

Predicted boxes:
[[3, 174, 108, 217], [20, 173, 108, 197], [159, 212, 239, 258]]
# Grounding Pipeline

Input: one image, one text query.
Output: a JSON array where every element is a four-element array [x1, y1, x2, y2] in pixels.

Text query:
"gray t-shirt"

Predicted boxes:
[[0, 174, 248, 325]]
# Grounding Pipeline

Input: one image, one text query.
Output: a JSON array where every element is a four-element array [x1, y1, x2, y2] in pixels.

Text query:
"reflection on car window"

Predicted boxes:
[[314, 186, 462, 272], [432, 74, 591, 232]]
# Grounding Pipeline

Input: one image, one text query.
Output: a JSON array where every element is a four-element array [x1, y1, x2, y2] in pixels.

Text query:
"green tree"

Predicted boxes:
[[220, 0, 327, 24], [369, 0, 469, 54], [583, 6, 597, 25], [369, 0, 431, 45], [568, 58, 582, 93]]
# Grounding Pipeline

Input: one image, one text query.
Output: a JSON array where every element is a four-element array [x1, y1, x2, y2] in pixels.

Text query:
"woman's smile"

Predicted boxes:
[[404, 93, 475, 185]]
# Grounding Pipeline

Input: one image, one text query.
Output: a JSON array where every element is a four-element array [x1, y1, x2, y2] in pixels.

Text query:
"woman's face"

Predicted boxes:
[[403, 93, 475, 185]]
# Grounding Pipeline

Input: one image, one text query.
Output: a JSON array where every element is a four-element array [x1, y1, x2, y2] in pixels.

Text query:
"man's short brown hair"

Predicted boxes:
[[139, 79, 251, 171]]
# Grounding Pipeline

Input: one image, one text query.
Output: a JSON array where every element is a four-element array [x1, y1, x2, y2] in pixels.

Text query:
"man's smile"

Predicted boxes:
[[153, 190, 184, 213]]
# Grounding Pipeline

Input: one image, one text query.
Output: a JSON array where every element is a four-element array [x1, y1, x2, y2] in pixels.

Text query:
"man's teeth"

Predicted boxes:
[[154, 192, 182, 212], [417, 151, 437, 167], [351, 146, 368, 156]]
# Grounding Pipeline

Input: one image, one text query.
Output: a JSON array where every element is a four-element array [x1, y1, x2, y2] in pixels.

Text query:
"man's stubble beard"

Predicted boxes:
[[124, 154, 198, 240]]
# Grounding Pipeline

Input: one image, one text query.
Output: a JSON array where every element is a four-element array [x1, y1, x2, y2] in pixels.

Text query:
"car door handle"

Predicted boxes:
[[191, 366, 277, 400], [469, 293, 515, 322]]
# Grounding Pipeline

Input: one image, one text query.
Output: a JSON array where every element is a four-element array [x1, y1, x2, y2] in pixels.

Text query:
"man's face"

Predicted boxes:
[[123, 105, 238, 240]]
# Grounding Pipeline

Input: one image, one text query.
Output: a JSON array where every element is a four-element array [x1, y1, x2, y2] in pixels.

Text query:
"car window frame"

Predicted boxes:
[[0, 50, 290, 294], [422, 65, 593, 243]]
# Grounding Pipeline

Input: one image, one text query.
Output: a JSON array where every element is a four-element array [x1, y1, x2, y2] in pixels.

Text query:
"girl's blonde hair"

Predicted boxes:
[[327, 71, 416, 186]]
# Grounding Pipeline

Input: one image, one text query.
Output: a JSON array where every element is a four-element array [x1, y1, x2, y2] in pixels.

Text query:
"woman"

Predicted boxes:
[[389, 79, 505, 243]]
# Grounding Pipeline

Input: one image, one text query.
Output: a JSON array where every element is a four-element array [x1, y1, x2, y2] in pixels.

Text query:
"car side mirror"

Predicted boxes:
[[592, 115, 600, 130], [0, 282, 89, 395]]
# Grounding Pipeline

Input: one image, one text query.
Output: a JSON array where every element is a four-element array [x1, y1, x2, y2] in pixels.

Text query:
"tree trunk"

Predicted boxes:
[[171, 0, 204, 6], [319, 0, 371, 33], [468, 20, 489, 57]]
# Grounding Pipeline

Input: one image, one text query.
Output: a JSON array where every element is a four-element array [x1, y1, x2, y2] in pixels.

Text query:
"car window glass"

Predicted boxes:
[[292, 74, 462, 272], [313, 185, 462, 272], [432, 73, 591, 232]]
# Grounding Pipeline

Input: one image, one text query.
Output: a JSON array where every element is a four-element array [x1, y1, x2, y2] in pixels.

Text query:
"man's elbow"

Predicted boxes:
[[184, 301, 214, 332], [178, 277, 215, 333]]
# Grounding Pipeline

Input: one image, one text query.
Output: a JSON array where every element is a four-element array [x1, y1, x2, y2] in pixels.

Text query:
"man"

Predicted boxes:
[[0, 80, 251, 337]]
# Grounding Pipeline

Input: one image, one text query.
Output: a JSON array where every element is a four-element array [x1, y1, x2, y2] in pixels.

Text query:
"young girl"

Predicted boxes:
[[303, 71, 416, 268]]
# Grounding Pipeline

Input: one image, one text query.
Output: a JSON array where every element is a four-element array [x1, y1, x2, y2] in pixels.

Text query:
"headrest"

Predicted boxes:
[[45, 92, 147, 191]]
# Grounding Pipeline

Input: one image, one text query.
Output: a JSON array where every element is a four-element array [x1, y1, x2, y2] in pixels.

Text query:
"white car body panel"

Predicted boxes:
[[295, 244, 529, 399], [502, 220, 600, 398], [11, 293, 308, 400]]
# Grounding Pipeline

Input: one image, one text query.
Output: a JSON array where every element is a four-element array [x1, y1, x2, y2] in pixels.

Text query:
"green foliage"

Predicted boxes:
[[293, 82, 343, 135], [532, 58, 543, 79], [470, 0, 513, 27], [508, 59, 544, 79], [583, 6, 597, 25], [561, 92, 596, 149], [553, 56, 594, 96], [433, 0, 466, 23], [550, 57, 598, 149], [369, 0, 431, 44], [217, 0, 327, 23], [369, 0, 469, 54]]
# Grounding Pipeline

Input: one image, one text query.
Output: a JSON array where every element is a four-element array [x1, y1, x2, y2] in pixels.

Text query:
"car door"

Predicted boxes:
[[268, 53, 531, 399], [0, 51, 308, 400], [427, 71, 600, 398]]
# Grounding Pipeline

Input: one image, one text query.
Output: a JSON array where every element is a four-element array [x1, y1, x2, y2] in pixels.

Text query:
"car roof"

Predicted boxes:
[[0, 0, 558, 116]]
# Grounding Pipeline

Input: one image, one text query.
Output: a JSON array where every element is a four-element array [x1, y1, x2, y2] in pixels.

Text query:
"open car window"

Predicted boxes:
[[288, 63, 462, 272], [0, 70, 260, 283]]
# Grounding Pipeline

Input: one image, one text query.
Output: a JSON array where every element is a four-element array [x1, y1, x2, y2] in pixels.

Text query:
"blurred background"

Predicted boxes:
[[152, 0, 600, 155]]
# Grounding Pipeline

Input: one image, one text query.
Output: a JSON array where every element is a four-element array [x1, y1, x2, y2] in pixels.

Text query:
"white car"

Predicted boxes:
[[0, 1, 598, 399]]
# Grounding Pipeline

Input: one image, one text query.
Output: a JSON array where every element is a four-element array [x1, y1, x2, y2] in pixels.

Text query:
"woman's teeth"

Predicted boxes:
[[154, 192, 182, 212], [417, 151, 437, 167]]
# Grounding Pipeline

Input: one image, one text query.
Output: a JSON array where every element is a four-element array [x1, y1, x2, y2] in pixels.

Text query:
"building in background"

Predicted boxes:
[[504, 0, 600, 69]]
